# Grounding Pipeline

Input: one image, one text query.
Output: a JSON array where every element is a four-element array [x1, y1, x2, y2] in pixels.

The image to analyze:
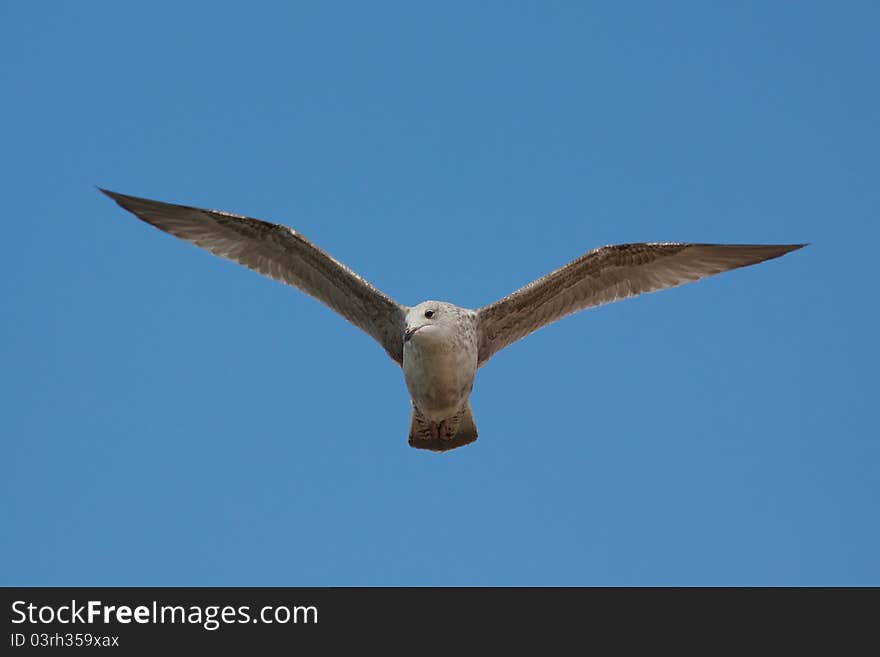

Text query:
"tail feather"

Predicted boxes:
[[408, 402, 478, 452]]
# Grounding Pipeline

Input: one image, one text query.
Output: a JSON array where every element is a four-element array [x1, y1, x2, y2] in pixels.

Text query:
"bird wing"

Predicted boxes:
[[101, 189, 407, 364], [476, 242, 805, 365]]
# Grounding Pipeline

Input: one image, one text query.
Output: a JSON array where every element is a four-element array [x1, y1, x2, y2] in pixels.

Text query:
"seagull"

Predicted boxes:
[[100, 189, 805, 452]]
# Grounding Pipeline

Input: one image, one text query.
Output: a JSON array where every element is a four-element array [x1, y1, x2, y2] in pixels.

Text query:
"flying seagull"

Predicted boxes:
[[100, 189, 805, 452]]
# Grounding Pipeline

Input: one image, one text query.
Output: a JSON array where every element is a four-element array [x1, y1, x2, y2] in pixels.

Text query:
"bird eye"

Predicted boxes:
[[424, 310, 435, 319]]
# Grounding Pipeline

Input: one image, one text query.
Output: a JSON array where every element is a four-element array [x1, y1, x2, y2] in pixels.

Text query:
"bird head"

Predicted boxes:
[[404, 301, 454, 343]]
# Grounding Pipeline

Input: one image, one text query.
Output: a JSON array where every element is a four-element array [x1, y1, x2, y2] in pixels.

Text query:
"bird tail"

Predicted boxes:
[[408, 401, 478, 452]]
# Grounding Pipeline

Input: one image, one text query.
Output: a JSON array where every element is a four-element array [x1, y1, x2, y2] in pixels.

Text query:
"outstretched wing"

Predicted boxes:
[[476, 242, 805, 365], [101, 189, 407, 364]]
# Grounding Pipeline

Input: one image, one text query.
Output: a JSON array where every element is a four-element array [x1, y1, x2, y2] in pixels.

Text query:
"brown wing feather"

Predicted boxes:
[[476, 242, 805, 365], [100, 189, 406, 364]]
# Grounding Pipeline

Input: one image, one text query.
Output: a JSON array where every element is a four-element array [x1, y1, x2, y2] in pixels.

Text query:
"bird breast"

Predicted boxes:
[[403, 325, 477, 422]]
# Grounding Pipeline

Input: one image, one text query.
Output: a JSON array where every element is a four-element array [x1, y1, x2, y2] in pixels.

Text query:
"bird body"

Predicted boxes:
[[402, 302, 479, 448], [100, 188, 805, 452], [403, 302, 478, 423]]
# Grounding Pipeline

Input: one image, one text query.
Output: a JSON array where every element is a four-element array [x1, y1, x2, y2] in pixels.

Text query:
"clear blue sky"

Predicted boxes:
[[2, 2, 877, 585]]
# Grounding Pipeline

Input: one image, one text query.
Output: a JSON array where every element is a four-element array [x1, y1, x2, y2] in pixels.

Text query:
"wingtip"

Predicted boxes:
[[753, 242, 808, 264], [96, 186, 122, 201], [97, 187, 142, 212]]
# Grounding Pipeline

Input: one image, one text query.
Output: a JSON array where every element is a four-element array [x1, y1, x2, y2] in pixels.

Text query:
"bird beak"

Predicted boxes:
[[404, 326, 421, 342]]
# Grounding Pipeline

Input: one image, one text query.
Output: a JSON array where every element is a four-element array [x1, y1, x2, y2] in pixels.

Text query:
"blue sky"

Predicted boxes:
[[2, 2, 877, 585]]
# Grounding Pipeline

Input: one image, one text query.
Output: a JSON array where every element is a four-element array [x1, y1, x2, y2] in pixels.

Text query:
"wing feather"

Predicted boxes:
[[101, 189, 406, 364], [476, 242, 805, 365]]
